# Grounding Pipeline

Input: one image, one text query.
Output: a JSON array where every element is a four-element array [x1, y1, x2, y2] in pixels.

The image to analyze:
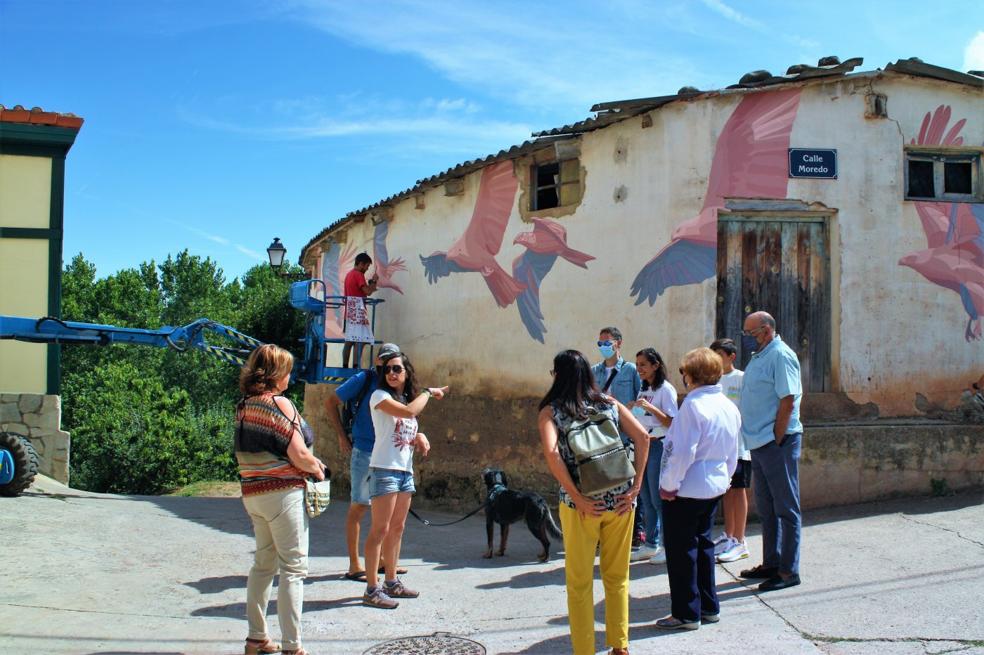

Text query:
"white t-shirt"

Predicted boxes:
[[719, 369, 749, 460], [369, 389, 419, 472], [636, 381, 678, 438]]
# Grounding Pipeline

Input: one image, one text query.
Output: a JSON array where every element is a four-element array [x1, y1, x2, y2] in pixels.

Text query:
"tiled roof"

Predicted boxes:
[[0, 104, 84, 129], [301, 56, 984, 261]]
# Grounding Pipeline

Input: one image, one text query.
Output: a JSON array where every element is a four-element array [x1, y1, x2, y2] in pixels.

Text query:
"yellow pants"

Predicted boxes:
[[559, 503, 633, 655]]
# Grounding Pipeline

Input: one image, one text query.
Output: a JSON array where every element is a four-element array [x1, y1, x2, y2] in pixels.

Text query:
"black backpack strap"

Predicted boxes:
[[602, 368, 618, 393]]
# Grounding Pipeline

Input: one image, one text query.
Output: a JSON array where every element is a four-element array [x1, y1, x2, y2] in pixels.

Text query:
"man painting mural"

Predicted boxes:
[[342, 252, 379, 368], [590, 326, 647, 553], [737, 311, 803, 591]]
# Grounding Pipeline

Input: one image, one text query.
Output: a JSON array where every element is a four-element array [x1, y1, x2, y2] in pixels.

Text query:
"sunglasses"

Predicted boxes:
[[597, 340, 614, 347], [383, 364, 405, 375]]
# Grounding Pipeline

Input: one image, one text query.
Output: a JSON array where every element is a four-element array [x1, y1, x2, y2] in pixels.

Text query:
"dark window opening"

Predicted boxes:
[[534, 162, 560, 210], [907, 160, 935, 198], [531, 159, 581, 211], [944, 161, 972, 195]]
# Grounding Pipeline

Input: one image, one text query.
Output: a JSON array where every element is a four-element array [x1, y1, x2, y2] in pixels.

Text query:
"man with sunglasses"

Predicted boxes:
[[590, 326, 646, 552], [737, 311, 803, 592], [326, 342, 403, 582]]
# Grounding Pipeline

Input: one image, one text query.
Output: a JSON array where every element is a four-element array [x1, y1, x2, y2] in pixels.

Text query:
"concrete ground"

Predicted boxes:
[[2, 477, 983, 655]]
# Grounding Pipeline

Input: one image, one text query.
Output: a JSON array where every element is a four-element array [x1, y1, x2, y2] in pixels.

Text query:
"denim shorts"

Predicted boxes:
[[350, 447, 373, 505], [370, 467, 415, 498]]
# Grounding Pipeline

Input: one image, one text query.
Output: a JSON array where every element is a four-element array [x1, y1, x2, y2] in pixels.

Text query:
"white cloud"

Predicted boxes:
[[965, 31, 984, 72], [235, 245, 265, 261], [281, 0, 710, 111], [698, 0, 763, 30]]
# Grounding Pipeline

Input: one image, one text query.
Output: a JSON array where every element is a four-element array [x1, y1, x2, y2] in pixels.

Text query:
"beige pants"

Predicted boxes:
[[243, 487, 308, 651]]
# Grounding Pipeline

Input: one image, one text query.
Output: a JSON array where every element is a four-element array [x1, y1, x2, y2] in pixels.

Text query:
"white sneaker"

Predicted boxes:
[[648, 547, 667, 565], [717, 539, 749, 563], [713, 534, 733, 556], [630, 543, 661, 562]]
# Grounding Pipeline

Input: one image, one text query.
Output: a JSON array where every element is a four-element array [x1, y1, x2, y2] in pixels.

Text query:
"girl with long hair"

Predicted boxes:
[[362, 350, 448, 609], [627, 348, 677, 565], [537, 349, 650, 655]]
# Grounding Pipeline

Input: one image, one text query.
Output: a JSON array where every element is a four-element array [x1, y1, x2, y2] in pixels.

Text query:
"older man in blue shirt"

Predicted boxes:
[[737, 311, 803, 592]]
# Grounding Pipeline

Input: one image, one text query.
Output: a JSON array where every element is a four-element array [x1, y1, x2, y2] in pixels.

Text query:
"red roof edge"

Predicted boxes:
[[0, 105, 84, 130]]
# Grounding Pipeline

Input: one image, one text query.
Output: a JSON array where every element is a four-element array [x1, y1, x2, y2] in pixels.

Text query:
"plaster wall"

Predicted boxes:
[[0, 154, 51, 228], [0, 239, 48, 393]]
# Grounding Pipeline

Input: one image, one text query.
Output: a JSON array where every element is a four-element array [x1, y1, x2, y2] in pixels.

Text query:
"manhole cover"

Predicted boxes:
[[364, 632, 486, 655]]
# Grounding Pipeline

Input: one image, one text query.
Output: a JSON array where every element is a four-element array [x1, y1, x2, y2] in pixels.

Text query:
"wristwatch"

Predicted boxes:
[[422, 388, 432, 396]]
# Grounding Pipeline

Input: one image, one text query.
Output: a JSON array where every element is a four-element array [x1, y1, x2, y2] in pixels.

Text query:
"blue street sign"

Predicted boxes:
[[788, 148, 837, 179]]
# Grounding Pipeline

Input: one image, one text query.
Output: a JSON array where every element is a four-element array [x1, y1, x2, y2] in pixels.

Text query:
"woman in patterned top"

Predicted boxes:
[[537, 349, 650, 655], [235, 344, 325, 655]]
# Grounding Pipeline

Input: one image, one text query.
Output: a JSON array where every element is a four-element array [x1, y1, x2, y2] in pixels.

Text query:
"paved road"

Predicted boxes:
[[2, 477, 982, 654]]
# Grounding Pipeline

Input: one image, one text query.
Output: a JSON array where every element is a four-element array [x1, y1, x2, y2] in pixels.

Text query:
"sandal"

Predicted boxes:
[[378, 566, 408, 575], [343, 570, 367, 581], [245, 637, 281, 655]]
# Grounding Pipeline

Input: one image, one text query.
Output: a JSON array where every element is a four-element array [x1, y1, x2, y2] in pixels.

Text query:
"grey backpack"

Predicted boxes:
[[563, 407, 635, 496]]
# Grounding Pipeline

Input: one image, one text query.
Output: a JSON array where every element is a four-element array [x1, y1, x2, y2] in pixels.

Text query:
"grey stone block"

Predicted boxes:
[[0, 402, 21, 423], [18, 394, 43, 414]]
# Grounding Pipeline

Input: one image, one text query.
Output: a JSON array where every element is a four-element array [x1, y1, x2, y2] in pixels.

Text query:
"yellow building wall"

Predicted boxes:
[[0, 154, 51, 228], [0, 153, 53, 393]]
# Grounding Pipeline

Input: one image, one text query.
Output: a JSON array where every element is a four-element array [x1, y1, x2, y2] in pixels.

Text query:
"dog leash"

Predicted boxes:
[[408, 503, 485, 527]]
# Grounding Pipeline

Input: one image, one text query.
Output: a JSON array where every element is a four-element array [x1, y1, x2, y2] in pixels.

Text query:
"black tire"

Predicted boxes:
[[0, 431, 39, 497]]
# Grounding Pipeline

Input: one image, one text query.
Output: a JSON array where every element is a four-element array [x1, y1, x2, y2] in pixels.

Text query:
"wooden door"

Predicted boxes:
[[715, 216, 831, 392]]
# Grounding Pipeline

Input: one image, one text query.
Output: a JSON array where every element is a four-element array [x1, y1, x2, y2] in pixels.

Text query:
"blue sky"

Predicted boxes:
[[2, 0, 982, 280]]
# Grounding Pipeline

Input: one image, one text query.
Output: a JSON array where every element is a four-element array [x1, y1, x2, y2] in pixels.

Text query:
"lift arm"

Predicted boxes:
[[0, 315, 264, 368]]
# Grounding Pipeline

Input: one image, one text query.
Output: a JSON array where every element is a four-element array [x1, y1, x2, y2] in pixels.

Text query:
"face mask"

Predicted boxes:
[[599, 344, 616, 359], [741, 335, 759, 355]]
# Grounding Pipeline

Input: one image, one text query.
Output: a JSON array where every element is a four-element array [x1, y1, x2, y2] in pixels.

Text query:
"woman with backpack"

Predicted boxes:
[[537, 349, 651, 655]]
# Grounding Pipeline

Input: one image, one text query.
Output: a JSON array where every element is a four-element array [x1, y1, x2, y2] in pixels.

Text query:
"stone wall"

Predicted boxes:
[[0, 393, 70, 484]]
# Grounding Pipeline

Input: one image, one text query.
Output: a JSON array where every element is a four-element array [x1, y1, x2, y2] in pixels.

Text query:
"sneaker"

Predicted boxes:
[[363, 586, 399, 609], [631, 531, 645, 549], [654, 615, 700, 630], [648, 547, 667, 565], [713, 534, 733, 556], [717, 539, 749, 563], [739, 564, 778, 579], [701, 613, 720, 624], [630, 543, 661, 562], [384, 578, 420, 598]]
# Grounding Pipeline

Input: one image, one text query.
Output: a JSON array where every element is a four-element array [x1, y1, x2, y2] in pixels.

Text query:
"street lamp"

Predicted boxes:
[[266, 237, 307, 280]]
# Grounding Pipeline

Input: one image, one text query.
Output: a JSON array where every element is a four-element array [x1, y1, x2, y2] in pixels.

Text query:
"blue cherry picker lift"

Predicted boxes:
[[0, 279, 383, 496]]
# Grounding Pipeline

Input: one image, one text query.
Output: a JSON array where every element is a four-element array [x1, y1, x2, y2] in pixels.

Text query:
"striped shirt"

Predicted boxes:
[[234, 394, 308, 497]]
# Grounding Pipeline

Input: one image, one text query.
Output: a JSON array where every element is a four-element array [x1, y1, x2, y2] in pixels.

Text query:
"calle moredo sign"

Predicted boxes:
[[788, 148, 837, 179]]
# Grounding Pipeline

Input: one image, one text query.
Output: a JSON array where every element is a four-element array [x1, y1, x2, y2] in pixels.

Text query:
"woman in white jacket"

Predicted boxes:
[[656, 347, 741, 630]]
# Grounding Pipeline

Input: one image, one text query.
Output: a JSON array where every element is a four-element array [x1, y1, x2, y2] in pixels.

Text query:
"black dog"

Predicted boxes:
[[482, 468, 562, 562]]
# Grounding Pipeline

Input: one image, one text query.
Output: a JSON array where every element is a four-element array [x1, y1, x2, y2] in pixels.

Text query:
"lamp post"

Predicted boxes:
[[266, 238, 308, 280]]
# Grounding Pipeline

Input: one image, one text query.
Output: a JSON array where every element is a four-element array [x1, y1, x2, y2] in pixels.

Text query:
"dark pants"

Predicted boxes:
[[750, 433, 802, 575], [662, 495, 721, 622]]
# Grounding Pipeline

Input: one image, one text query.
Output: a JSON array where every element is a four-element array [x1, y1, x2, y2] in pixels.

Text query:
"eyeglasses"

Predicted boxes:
[[597, 340, 614, 347], [741, 325, 767, 337], [383, 365, 404, 375]]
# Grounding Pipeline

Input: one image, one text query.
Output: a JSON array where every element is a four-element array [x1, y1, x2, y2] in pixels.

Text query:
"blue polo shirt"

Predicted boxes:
[[335, 370, 379, 452], [591, 357, 641, 408], [739, 335, 803, 451]]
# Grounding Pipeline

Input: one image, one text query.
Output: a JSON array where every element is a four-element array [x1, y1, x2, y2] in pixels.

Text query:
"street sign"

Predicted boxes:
[[788, 148, 837, 179]]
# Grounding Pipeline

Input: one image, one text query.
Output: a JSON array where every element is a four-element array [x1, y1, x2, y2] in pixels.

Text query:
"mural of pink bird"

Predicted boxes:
[[630, 87, 802, 305], [320, 240, 356, 339], [420, 160, 527, 308], [511, 217, 596, 342], [372, 220, 407, 294], [898, 105, 984, 341]]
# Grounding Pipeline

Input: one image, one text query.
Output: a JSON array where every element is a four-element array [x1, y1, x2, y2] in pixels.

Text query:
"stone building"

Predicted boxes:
[[299, 57, 984, 508]]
